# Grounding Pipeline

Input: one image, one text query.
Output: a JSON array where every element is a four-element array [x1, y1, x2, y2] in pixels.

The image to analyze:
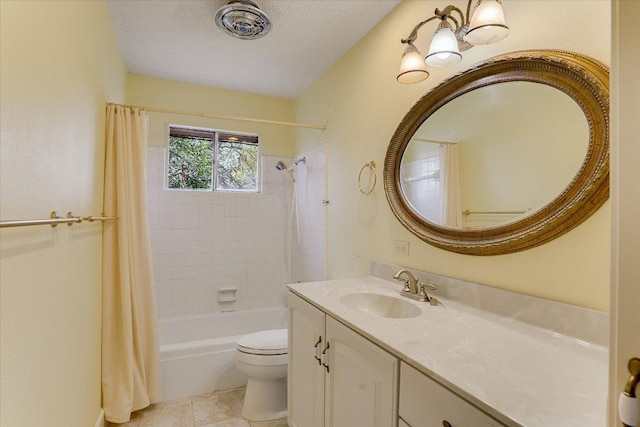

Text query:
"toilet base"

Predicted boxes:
[[241, 376, 287, 421]]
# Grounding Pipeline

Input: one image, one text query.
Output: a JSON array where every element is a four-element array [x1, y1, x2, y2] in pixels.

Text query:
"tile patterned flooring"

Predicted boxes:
[[107, 387, 287, 427]]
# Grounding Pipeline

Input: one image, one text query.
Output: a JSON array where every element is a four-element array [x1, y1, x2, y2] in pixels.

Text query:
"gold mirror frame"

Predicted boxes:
[[384, 50, 609, 256]]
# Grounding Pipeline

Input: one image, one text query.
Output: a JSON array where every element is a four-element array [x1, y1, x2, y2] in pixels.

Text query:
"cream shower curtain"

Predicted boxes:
[[440, 144, 465, 228], [102, 104, 161, 423]]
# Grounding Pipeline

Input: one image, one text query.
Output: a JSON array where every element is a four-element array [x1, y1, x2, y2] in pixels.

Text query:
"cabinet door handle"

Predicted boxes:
[[442, 421, 452, 427], [321, 341, 330, 373], [313, 336, 322, 365]]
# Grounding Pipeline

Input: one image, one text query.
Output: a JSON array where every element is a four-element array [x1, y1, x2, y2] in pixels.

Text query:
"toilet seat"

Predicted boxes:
[[237, 329, 288, 356], [235, 328, 289, 421]]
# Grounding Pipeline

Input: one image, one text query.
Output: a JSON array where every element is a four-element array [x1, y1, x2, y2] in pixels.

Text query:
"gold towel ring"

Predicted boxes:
[[358, 161, 376, 195]]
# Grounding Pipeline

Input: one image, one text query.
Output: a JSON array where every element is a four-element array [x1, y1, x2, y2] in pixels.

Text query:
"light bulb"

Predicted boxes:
[[425, 21, 462, 67]]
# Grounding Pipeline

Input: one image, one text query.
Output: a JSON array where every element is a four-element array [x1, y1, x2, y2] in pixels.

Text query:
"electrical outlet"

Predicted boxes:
[[393, 240, 409, 257]]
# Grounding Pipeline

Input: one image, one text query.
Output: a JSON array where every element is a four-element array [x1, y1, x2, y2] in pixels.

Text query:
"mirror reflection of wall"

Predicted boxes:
[[400, 81, 589, 229]]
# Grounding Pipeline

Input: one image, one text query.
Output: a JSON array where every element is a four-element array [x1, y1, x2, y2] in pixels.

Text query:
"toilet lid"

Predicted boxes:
[[237, 329, 288, 355]]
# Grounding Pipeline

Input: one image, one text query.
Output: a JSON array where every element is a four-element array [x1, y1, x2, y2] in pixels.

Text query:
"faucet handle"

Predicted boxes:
[[417, 282, 426, 295], [399, 278, 410, 292], [393, 274, 410, 290], [420, 281, 437, 291], [416, 282, 439, 305], [418, 281, 437, 295]]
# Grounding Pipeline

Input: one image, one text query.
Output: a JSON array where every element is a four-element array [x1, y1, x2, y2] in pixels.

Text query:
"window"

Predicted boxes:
[[168, 126, 259, 192]]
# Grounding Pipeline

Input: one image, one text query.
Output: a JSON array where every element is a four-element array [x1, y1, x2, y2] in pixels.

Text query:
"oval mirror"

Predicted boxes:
[[384, 50, 609, 255], [401, 81, 589, 228]]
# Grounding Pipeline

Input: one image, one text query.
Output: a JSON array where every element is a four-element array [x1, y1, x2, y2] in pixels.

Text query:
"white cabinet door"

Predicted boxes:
[[399, 362, 506, 427], [324, 316, 398, 427], [288, 293, 326, 427]]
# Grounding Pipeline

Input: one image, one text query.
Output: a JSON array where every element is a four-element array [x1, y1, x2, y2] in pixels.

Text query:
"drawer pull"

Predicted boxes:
[[442, 421, 452, 427]]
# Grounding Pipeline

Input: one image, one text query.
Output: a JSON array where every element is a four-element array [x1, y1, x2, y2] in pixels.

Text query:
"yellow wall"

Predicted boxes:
[[126, 75, 296, 157], [0, 1, 127, 426], [295, 0, 611, 311]]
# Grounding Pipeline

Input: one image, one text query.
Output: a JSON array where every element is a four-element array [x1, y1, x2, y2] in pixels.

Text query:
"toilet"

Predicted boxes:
[[235, 328, 288, 421]]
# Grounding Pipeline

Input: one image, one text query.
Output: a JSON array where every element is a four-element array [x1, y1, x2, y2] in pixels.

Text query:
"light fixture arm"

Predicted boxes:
[[401, 15, 441, 45], [466, 0, 473, 22], [402, 0, 508, 44], [401, 0, 477, 45], [434, 4, 466, 28]]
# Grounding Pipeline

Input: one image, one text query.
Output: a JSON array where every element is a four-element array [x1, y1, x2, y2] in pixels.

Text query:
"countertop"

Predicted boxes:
[[288, 276, 608, 427]]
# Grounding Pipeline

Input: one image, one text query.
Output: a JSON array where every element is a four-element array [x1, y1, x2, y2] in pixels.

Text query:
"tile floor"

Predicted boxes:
[[107, 387, 288, 427]]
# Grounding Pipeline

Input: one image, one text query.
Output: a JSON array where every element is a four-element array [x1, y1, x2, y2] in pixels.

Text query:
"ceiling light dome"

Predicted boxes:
[[215, 0, 271, 40]]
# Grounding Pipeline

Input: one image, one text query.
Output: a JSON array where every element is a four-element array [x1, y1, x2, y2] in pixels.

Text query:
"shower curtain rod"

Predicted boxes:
[[129, 105, 327, 131]]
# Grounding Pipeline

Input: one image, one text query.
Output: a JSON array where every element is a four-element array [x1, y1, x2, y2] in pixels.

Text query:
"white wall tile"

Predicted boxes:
[[148, 150, 297, 318]]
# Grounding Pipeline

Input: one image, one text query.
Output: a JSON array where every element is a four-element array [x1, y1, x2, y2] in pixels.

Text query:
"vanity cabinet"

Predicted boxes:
[[288, 292, 325, 427], [399, 363, 506, 427], [288, 292, 399, 427]]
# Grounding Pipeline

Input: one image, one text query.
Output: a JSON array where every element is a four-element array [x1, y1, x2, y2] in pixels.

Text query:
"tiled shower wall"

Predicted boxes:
[[146, 147, 293, 318]]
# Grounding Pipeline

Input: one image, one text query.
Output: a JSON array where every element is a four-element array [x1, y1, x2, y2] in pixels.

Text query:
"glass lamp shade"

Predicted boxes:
[[425, 21, 462, 67], [397, 44, 429, 84], [464, 0, 509, 45]]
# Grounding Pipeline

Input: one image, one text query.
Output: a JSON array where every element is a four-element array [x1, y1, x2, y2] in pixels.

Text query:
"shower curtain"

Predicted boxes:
[[440, 144, 465, 228], [102, 104, 161, 423]]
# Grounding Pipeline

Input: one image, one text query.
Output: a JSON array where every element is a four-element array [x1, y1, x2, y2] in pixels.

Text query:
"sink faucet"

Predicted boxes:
[[393, 269, 438, 305], [393, 269, 419, 294]]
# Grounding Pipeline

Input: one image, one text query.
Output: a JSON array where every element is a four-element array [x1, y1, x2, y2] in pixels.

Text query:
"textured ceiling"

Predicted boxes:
[[106, 0, 401, 99]]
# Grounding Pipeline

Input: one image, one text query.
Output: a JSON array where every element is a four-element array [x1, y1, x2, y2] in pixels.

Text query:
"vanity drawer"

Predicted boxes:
[[399, 362, 506, 427]]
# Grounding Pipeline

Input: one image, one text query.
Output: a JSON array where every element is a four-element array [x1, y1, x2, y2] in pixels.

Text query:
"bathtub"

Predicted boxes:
[[158, 307, 288, 402]]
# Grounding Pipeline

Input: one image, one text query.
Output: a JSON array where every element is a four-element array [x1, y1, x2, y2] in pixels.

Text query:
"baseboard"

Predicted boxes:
[[94, 409, 105, 427]]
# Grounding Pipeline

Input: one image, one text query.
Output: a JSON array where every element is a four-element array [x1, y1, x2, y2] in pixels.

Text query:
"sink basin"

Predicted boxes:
[[340, 292, 422, 319]]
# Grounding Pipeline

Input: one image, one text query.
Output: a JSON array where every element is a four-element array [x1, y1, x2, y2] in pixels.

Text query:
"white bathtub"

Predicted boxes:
[[158, 307, 288, 402]]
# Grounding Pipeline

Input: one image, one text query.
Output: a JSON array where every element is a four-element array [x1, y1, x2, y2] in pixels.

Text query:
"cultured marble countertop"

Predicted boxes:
[[288, 276, 608, 427]]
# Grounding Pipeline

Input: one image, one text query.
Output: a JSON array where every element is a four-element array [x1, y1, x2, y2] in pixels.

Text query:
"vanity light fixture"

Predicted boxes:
[[397, 0, 509, 84]]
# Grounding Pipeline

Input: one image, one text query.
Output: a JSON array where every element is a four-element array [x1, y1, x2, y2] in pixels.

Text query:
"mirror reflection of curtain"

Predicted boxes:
[[439, 144, 465, 227]]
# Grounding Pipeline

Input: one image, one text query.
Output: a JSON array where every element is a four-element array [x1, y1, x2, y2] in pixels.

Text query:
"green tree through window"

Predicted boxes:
[[168, 136, 213, 189], [168, 127, 259, 192], [217, 141, 258, 190]]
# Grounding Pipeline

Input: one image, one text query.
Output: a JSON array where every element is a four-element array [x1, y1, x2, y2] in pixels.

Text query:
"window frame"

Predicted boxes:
[[165, 123, 261, 193]]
